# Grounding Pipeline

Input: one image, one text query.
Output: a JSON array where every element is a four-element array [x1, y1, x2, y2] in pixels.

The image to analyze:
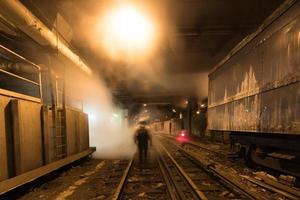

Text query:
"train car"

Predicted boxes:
[[0, 44, 93, 194], [208, 1, 300, 177]]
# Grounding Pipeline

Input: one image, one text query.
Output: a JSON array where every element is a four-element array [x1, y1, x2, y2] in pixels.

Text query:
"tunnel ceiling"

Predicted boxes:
[[63, 0, 284, 73], [16, 0, 284, 106], [166, 0, 285, 73]]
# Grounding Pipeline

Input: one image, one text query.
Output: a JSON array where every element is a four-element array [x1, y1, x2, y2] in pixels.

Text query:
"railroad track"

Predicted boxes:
[[159, 140, 249, 200], [191, 145, 300, 199], [157, 146, 205, 200], [178, 139, 300, 199], [111, 140, 255, 200], [112, 147, 206, 200], [56, 159, 131, 199], [184, 140, 228, 157], [160, 134, 228, 157], [160, 137, 300, 200], [112, 149, 171, 200]]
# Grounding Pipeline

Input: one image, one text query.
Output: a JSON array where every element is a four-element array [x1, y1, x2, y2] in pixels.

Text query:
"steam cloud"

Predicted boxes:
[[65, 70, 136, 159], [61, 0, 209, 159]]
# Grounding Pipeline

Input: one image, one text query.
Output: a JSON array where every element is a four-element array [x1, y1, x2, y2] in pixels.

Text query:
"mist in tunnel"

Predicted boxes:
[[70, 0, 210, 95], [62, 0, 210, 158], [65, 69, 136, 159], [61, 1, 169, 159]]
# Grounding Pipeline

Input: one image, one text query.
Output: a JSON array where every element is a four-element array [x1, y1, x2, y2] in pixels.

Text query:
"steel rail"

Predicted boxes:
[[184, 141, 228, 159], [162, 134, 226, 157], [173, 137, 300, 199], [244, 176, 299, 200], [156, 156, 181, 200], [111, 158, 133, 200], [159, 142, 208, 200], [167, 135, 300, 199], [158, 134, 300, 199], [172, 142, 259, 200]]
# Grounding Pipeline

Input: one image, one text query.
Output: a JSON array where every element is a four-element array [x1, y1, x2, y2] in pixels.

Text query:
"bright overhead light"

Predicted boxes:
[[100, 5, 156, 58], [196, 110, 200, 114], [172, 109, 176, 113], [200, 104, 205, 108], [143, 103, 147, 107]]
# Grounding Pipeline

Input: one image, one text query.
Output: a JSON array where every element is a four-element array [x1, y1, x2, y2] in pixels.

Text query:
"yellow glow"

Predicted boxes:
[[100, 5, 156, 60]]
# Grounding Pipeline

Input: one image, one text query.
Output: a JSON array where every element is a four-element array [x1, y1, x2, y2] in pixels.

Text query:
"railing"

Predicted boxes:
[[0, 44, 42, 102]]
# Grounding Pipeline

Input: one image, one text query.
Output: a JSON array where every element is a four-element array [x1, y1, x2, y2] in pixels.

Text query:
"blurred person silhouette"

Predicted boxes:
[[134, 121, 152, 164]]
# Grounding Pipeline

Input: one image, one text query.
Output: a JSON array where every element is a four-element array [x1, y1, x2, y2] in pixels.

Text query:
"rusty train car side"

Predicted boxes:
[[208, 1, 300, 176]]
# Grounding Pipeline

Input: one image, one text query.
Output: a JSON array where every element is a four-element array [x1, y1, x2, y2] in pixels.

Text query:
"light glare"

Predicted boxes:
[[101, 5, 156, 59]]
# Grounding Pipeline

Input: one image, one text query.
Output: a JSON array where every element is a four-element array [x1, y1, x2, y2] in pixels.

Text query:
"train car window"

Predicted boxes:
[[0, 52, 41, 99]]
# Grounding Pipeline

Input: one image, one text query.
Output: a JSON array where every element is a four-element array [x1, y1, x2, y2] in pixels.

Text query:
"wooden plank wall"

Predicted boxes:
[[42, 107, 56, 164], [11, 99, 43, 175], [66, 108, 89, 155], [0, 96, 90, 183], [0, 96, 12, 181], [66, 108, 79, 155], [78, 112, 89, 152]]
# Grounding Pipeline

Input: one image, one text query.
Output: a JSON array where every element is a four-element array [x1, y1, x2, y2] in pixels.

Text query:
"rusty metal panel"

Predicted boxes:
[[262, 18, 300, 91], [209, 82, 300, 134], [209, 0, 298, 75], [208, 2, 300, 134], [208, 101, 232, 131], [208, 32, 263, 108], [11, 99, 43, 175], [259, 82, 300, 133]]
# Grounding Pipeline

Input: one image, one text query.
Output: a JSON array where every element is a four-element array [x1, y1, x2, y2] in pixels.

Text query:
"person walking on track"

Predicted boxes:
[[135, 122, 152, 164]]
